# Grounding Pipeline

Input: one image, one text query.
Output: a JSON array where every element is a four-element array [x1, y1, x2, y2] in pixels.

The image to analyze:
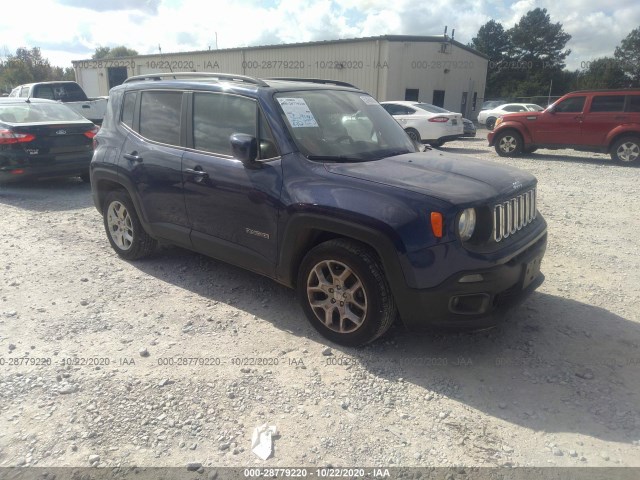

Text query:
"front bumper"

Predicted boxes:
[[395, 232, 547, 330], [487, 131, 496, 145]]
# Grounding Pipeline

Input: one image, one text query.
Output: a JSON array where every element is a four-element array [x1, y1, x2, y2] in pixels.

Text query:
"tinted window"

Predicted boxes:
[[19, 87, 29, 98], [193, 93, 256, 156], [416, 103, 449, 114], [503, 105, 527, 112], [554, 97, 586, 113], [121, 92, 137, 129], [590, 95, 625, 112], [626, 95, 640, 113], [383, 104, 414, 115], [139, 91, 183, 146]]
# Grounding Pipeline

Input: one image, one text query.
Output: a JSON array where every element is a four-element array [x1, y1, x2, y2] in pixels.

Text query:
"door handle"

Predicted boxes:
[[82, 105, 90, 109], [184, 168, 209, 177], [123, 152, 143, 162]]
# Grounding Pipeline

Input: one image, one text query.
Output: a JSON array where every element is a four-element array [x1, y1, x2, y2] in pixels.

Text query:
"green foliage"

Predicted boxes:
[[614, 27, 640, 86], [508, 8, 571, 69], [92, 46, 138, 60], [0, 47, 72, 94], [577, 57, 628, 89], [472, 10, 638, 98]]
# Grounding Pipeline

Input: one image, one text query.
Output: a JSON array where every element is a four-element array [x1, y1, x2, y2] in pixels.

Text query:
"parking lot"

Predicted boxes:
[[1, 130, 639, 470]]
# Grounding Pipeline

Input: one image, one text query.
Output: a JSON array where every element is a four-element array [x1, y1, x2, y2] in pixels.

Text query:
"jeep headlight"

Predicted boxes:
[[495, 116, 504, 128], [458, 208, 476, 241]]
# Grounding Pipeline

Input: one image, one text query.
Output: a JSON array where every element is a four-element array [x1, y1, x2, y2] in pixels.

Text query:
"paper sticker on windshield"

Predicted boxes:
[[277, 98, 319, 128], [360, 95, 378, 105]]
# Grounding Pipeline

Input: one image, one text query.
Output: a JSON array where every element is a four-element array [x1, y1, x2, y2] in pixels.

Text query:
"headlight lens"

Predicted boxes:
[[458, 208, 476, 241], [495, 117, 503, 128]]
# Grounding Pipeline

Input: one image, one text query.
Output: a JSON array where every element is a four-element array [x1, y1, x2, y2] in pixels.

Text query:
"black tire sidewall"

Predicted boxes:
[[611, 137, 640, 165], [494, 131, 522, 156], [405, 128, 420, 143], [103, 191, 150, 260], [297, 243, 388, 347]]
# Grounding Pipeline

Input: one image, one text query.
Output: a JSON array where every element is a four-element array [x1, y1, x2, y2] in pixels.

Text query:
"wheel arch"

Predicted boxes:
[[276, 213, 407, 295], [607, 130, 640, 153]]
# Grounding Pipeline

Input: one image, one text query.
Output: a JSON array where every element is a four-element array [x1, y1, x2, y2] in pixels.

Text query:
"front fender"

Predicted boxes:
[[276, 209, 409, 294], [490, 122, 532, 145]]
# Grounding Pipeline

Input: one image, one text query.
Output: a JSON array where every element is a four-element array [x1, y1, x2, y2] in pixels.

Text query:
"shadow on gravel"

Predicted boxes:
[[130, 247, 640, 444], [356, 292, 640, 444], [0, 177, 93, 212], [518, 152, 626, 167]]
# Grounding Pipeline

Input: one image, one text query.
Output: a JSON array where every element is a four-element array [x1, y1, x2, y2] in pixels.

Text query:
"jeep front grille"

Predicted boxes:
[[492, 189, 536, 242]]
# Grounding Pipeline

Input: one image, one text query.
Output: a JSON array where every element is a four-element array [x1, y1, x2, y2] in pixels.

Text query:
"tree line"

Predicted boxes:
[[469, 8, 640, 100], [0, 46, 137, 95]]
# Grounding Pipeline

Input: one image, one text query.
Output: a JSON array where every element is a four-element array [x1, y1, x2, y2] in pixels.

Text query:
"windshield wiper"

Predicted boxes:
[[306, 155, 367, 162], [379, 149, 412, 157]]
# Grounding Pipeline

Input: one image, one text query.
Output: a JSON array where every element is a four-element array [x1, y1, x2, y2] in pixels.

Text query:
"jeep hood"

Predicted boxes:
[[323, 151, 536, 205]]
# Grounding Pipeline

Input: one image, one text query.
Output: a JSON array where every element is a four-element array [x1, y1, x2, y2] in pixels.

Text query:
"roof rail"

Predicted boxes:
[[267, 77, 357, 88], [123, 72, 269, 87]]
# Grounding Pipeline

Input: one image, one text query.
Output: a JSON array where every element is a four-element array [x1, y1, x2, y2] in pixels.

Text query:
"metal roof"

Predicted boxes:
[[72, 34, 489, 64]]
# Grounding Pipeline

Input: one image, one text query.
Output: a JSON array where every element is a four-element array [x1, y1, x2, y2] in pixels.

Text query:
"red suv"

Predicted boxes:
[[488, 89, 640, 165]]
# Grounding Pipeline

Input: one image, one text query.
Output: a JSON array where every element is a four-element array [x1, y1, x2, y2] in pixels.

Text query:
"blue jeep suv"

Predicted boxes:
[[90, 73, 547, 346]]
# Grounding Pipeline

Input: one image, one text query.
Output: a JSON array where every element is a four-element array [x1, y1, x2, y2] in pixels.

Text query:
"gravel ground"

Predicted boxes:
[[1, 129, 639, 470]]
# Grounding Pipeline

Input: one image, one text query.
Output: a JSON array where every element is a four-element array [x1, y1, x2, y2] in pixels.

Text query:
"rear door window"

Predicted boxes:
[[139, 91, 183, 146], [590, 95, 625, 112]]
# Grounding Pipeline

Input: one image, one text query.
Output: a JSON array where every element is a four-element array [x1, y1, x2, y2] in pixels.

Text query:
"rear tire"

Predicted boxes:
[[80, 172, 90, 183], [524, 147, 538, 154], [494, 131, 523, 157], [429, 140, 444, 148], [405, 128, 421, 144], [297, 239, 397, 346], [610, 136, 640, 165], [103, 190, 157, 260]]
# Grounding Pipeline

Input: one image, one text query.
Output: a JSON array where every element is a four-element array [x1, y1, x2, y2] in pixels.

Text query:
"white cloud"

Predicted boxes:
[[0, 0, 636, 74]]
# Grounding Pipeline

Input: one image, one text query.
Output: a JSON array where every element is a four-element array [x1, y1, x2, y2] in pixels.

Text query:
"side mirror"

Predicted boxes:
[[230, 133, 258, 165]]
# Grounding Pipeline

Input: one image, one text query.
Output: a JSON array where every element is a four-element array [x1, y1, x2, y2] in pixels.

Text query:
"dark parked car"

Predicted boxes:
[[91, 73, 547, 346], [488, 89, 640, 164], [462, 118, 477, 137], [0, 98, 98, 183]]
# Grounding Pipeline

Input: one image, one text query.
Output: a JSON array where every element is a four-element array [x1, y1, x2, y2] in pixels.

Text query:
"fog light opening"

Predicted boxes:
[[458, 274, 484, 283]]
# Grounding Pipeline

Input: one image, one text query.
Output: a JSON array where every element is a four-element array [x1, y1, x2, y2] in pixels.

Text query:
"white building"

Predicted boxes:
[[72, 35, 488, 119]]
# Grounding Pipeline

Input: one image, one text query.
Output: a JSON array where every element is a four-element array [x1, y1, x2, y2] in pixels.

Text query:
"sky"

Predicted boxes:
[[1, 0, 638, 71]]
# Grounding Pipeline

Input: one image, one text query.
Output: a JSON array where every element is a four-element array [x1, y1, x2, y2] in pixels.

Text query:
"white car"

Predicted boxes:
[[381, 101, 463, 147], [477, 103, 544, 130]]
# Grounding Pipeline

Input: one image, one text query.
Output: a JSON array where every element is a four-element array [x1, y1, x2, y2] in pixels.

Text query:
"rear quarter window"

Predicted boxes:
[[121, 92, 137, 129], [139, 91, 183, 146], [627, 95, 640, 113]]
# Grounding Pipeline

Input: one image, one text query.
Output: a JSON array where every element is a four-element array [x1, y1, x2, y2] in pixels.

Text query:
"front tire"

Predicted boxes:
[[297, 239, 397, 346], [103, 190, 157, 260], [429, 140, 444, 148], [494, 131, 523, 157], [610, 136, 640, 165], [486, 117, 497, 130]]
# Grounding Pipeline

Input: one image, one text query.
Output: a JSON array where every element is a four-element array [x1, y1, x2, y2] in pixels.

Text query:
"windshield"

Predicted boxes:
[[274, 90, 416, 161], [415, 103, 450, 114], [0, 102, 86, 123], [526, 104, 544, 111]]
